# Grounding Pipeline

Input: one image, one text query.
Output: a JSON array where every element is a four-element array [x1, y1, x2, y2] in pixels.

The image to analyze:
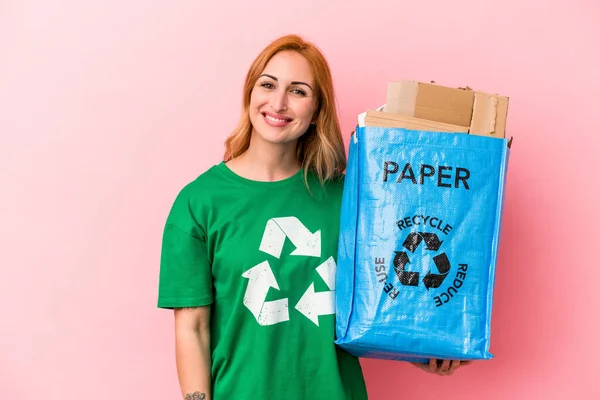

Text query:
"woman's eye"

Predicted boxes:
[[291, 88, 307, 96], [260, 82, 275, 89]]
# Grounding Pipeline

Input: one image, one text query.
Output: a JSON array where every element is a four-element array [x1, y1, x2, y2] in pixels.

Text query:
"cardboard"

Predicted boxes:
[[364, 110, 469, 133], [384, 80, 509, 139], [470, 91, 509, 138], [384, 81, 419, 116], [385, 80, 474, 127]]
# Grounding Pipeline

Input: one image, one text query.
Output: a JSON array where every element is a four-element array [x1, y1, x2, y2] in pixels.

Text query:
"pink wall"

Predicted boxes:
[[1, 0, 598, 399]]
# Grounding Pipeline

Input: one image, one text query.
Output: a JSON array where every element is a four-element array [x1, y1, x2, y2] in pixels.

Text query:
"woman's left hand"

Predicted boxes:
[[411, 358, 472, 376]]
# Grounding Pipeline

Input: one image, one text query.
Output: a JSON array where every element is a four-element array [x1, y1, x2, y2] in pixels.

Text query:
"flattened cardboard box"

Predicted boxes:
[[385, 80, 509, 138]]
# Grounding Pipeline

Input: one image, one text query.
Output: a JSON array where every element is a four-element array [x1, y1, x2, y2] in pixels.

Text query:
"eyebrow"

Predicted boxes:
[[259, 74, 314, 91]]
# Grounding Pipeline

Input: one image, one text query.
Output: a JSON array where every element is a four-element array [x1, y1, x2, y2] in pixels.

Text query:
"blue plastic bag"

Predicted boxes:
[[335, 125, 511, 362]]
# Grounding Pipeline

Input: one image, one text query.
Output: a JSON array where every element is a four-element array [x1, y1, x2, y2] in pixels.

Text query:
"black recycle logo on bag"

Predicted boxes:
[[394, 232, 450, 290], [374, 214, 469, 307]]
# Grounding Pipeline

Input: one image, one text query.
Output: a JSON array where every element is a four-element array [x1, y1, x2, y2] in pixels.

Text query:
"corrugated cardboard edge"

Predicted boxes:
[[365, 110, 469, 133]]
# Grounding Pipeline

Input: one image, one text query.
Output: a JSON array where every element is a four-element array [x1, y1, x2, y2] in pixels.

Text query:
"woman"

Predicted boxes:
[[157, 34, 465, 400]]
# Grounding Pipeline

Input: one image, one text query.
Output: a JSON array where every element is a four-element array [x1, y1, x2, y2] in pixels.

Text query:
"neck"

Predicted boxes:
[[229, 133, 302, 182]]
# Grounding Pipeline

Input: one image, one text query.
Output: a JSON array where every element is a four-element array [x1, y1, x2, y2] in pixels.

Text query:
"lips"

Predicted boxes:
[[262, 111, 293, 127]]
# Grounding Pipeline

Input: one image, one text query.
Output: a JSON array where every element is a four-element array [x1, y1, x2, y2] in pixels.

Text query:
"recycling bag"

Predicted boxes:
[[335, 125, 510, 362]]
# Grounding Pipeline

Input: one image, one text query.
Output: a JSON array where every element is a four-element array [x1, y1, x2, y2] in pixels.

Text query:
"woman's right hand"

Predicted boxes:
[[410, 358, 472, 376]]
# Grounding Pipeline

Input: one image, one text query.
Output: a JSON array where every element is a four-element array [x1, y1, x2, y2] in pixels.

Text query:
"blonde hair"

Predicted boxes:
[[223, 34, 346, 187]]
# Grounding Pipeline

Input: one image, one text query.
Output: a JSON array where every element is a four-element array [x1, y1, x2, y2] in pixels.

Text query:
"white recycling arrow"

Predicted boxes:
[[316, 256, 336, 291], [295, 284, 335, 327], [295, 257, 336, 326], [259, 217, 321, 259], [242, 261, 289, 326]]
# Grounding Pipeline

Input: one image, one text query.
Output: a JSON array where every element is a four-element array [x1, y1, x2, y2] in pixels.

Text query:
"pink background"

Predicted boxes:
[[1, 0, 598, 399]]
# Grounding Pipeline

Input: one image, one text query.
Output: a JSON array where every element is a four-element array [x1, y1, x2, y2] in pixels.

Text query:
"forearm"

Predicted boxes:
[[175, 328, 212, 400]]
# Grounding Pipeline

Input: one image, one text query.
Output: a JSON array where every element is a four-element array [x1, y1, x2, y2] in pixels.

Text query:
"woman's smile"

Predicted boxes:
[[262, 111, 294, 127]]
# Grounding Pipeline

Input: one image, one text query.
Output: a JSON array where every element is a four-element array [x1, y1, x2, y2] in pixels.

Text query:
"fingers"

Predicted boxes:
[[437, 359, 471, 376], [448, 359, 461, 374], [414, 359, 473, 376], [439, 359, 452, 374], [429, 358, 438, 373]]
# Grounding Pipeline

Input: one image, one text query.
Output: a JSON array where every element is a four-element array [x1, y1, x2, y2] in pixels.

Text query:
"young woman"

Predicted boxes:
[[157, 34, 367, 400], [158, 34, 468, 400]]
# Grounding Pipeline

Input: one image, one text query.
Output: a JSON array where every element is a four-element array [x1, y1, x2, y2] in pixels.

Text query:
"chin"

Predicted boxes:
[[259, 132, 300, 145]]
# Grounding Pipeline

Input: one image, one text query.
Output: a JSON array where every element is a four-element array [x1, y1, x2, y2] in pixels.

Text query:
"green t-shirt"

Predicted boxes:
[[158, 162, 368, 400]]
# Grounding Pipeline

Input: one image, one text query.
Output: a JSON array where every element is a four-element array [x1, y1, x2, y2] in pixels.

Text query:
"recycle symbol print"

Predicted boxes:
[[394, 232, 451, 290], [241, 216, 336, 327]]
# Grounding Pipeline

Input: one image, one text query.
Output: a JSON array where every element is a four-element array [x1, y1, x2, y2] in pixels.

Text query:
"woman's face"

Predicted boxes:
[[248, 51, 318, 147]]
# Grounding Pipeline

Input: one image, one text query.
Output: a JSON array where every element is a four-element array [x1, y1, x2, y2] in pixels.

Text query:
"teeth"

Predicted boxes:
[[265, 115, 288, 123]]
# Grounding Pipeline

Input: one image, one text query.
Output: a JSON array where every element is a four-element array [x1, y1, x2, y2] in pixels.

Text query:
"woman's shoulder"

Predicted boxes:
[[164, 163, 227, 230], [170, 162, 227, 205]]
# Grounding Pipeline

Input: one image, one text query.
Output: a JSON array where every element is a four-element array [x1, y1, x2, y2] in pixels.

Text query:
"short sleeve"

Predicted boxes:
[[157, 188, 213, 309]]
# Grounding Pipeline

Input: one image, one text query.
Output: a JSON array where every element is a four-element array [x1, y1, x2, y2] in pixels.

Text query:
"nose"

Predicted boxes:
[[270, 87, 288, 112]]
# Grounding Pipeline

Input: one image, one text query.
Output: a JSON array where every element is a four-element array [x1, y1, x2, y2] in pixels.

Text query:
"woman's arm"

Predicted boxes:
[[174, 307, 212, 400]]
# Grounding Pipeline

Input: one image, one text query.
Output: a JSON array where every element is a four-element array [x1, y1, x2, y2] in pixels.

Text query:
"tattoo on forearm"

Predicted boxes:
[[184, 392, 206, 400]]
